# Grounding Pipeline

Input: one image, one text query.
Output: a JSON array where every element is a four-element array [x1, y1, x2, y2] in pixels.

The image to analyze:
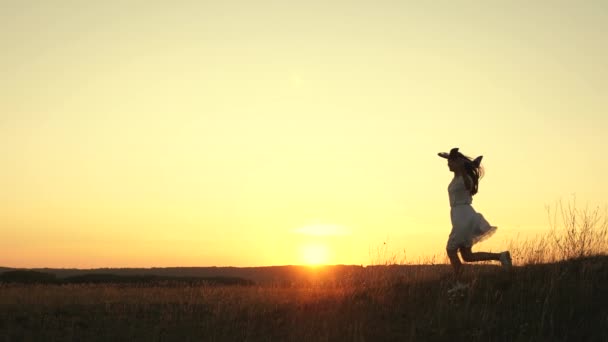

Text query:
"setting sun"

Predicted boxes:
[[1, 1, 607, 272], [300, 244, 330, 266]]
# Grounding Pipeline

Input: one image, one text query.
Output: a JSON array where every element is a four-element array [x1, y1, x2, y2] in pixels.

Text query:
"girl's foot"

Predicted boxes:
[[499, 251, 512, 271], [447, 281, 468, 294]]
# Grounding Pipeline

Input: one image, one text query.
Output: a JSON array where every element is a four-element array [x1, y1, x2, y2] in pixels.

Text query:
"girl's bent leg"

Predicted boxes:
[[459, 247, 500, 262]]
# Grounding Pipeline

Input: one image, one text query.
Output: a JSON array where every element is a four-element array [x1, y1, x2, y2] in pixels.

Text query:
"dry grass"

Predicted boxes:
[[506, 198, 608, 265]]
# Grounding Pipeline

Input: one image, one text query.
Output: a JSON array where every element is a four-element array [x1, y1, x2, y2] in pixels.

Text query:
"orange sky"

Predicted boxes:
[[1, 2, 607, 267]]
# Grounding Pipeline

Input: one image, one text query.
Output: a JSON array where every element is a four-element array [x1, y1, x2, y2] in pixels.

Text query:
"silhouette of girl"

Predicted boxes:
[[438, 147, 512, 275]]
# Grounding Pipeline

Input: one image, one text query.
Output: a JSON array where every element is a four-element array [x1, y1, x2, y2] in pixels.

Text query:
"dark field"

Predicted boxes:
[[1, 256, 607, 342]]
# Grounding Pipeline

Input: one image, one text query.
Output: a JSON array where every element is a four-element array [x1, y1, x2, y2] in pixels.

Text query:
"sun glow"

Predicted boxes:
[[301, 243, 330, 266]]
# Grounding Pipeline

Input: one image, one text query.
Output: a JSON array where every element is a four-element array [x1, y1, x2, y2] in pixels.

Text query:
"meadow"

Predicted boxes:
[[1, 201, 607, 341]]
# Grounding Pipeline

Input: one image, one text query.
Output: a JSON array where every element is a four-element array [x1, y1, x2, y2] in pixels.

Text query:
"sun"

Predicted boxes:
[[301, 243, 330, 266]]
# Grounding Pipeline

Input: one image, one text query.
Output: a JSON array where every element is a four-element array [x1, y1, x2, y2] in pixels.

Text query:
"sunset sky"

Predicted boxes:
[[1, 1, 607, 268]]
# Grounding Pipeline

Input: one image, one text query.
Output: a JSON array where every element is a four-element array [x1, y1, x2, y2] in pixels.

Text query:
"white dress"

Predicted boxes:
[[446, 175, 497, 251]]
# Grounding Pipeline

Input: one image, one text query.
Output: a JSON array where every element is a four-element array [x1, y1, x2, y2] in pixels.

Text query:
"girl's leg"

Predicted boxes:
[[459, 247, 500, 262], [446, 248, 463, 275]]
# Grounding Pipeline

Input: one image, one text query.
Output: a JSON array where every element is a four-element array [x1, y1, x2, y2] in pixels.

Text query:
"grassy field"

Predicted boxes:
[[1, 201, 607, 341], [1, 257, 607, 341]]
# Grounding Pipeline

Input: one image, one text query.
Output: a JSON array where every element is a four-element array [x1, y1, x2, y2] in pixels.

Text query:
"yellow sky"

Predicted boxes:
[[1, 1, 607, 267]]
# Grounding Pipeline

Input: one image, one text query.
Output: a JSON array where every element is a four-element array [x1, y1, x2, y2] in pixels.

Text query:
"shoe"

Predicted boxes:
[[447, 281, 469, 294], [499, 251, 512, 271]]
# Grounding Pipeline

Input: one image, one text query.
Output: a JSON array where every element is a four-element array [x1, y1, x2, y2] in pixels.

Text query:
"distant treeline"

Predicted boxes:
[[0, 270, 254, 286], [0, 265, 370, 286]]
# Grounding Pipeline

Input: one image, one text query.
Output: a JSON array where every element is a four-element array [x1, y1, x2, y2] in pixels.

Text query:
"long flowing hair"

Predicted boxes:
[[449, 148, 484, 196]]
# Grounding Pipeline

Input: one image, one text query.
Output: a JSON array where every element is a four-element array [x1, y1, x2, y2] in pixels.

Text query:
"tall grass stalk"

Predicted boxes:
[[506, 198, 608, 265], [547, 197, 608, 261]]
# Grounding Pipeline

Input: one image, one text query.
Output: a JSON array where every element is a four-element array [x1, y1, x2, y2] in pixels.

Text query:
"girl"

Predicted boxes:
[[438, 147, 511, 275]]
